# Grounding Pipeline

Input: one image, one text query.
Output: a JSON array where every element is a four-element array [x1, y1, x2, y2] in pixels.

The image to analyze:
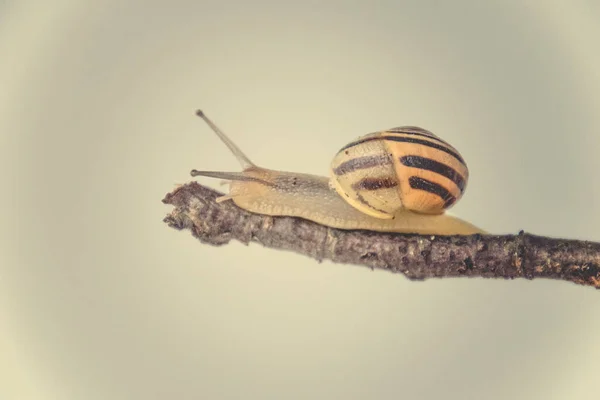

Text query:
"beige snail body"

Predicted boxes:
[[190, 110, 485, 236]]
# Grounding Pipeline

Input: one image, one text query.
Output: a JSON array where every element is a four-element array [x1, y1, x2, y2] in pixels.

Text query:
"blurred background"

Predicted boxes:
[[2, 1, 600, 399]]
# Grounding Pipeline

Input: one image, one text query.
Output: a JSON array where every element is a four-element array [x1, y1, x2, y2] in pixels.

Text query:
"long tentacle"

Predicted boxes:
[[196, 110, 255, 169], [190, 169, 275, 186]]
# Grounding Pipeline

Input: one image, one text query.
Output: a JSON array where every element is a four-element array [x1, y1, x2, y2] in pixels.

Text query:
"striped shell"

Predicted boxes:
[[329, 126, 468, 218]]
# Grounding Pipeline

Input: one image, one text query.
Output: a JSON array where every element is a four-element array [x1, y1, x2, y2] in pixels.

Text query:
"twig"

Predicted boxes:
[[162, 182, 600, 290]]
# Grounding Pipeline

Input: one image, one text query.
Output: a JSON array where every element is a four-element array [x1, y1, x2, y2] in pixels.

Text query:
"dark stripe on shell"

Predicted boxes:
[[400, 155, 466, 192], [332, 154, 392, 175], [337, 133, 381, 153], [337, 135, 465, 165], [352, 177, 398, 191], [408, 176, 457, 208], [387, 126, 452, 147], [385, 136, 465, 164]]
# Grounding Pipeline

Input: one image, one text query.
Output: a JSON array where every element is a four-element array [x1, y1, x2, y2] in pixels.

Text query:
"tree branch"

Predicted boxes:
[[162, 182, 600, 290]]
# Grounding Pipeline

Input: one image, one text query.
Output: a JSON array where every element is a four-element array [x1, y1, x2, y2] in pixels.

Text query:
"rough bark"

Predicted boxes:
[[162, 182, 600, 290]]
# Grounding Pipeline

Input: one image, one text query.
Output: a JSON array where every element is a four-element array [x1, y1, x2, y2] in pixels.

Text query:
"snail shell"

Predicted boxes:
[[330, 127, 468, 219]]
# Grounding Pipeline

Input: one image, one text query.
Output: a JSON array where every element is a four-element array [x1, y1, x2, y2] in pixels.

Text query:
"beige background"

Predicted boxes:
[[2, 1, 600, 399]]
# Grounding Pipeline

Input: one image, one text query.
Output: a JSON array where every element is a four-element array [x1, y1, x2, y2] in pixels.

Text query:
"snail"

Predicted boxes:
[[190, 110, 485, 235]]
